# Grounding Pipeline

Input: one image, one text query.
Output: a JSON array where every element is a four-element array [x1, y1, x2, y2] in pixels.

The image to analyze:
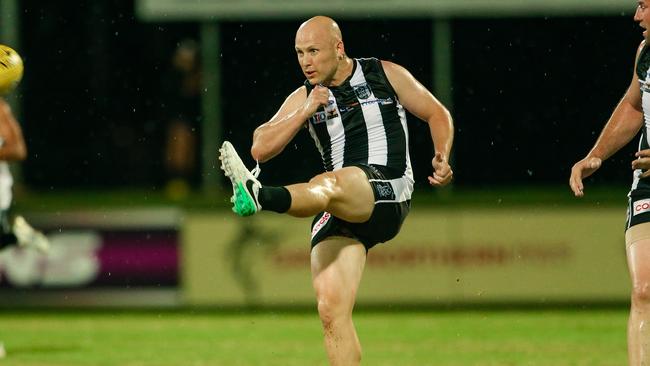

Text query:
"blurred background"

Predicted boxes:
[[0, 0, 641, 308], [7, 0, 642, 190]]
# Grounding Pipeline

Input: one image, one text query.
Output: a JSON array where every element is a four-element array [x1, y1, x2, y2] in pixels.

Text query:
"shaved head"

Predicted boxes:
[[296, 16, 343, 44]]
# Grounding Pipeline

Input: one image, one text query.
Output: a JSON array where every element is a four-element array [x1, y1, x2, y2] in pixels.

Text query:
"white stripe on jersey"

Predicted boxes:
[[325, 90, 346, 170], [349, 60, 388, 166]]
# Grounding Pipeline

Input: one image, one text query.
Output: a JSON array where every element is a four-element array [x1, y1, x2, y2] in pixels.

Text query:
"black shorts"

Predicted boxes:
[[310, 164, 412, 250], [627, 189, 650, 230]]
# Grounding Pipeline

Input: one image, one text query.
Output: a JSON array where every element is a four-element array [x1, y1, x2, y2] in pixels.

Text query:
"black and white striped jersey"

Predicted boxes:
[[633, 44, 650, 192], [304, 58, 413, 180]]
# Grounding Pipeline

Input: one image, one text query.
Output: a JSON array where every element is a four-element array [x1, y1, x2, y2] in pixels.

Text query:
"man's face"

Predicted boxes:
[[295, 29, 339, 85], [636, 0, 650, 40]]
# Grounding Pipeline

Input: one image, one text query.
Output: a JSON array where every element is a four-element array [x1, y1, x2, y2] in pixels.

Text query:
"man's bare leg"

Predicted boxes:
[[311, 237, 367, 366], [220, 142, 374, 221], [286, 167, 374, 223], [626, 222, 650, 365]]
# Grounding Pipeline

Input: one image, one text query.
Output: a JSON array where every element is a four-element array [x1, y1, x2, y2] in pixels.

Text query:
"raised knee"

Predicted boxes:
[[309, 173, 339, 191], [308, 173, 341, 205], [632, 282, 650, 305]]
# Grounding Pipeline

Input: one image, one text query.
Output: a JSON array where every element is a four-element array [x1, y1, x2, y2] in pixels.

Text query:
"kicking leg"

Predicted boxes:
[[219, 141, 374, 222], [311, 237, 366, 366], [285, 168, 374, 223]]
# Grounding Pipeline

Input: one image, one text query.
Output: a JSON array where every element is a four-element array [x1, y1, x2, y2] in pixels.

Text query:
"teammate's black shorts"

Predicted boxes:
[[627, 188, 650, 230], [310, 164, 412, 250]]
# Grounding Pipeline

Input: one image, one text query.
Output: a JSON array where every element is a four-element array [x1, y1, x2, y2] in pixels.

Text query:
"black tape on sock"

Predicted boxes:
[[259, 186, 292, 213]]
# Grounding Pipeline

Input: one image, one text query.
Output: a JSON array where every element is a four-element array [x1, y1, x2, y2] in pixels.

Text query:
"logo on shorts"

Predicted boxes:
[[311, 212, 332, 239], [634, 198, 650, 216], [375, 181, 395, 200], [353, 83, 372, 100]]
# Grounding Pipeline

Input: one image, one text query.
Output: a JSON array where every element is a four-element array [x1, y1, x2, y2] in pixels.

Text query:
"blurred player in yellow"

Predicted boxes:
[[570, 2, 650, 364], [0, 45, 48, 252]]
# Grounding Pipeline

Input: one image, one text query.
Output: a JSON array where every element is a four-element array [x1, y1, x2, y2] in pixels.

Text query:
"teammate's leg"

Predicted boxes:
[[626, 222, 650, 365], [311, 236, 367, 366]]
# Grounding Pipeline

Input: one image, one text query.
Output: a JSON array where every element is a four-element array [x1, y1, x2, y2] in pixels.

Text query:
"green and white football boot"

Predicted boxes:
[[218, 141, 262, 216]]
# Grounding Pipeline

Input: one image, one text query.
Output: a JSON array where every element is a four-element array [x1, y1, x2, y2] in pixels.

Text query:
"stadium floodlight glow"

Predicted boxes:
[[136, 0, 631, 21]]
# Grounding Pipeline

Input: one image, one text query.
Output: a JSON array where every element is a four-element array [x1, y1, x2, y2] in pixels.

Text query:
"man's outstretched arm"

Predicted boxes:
[[382, 60, 454, 186]]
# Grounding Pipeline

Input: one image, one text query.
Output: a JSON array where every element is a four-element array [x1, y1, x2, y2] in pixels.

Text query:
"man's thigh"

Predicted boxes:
[[317, 166, 374, 223], [626, 222, 650, 283], [310, 236, 367, 299]]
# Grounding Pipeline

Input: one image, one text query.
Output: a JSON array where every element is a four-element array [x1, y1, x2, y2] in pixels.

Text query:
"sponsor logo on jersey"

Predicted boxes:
[[310, 111, 327, 124], [310, 100, 339, 124], [338, 105, 354, 113], [325, 104, 339, 120], [634, 198, 650, 216], [379, 97, 394, 105], [339, 97, 393, 114]]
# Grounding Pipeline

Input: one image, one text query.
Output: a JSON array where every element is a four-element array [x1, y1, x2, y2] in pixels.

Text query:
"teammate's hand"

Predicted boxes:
[[301, 85, 330, 117], [569, 156, 602, 197], [429, 152, 453, 187], [633, 149, 650, 178]]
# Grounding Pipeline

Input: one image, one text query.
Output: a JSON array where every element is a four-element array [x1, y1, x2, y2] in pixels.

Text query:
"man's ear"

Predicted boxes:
[[336, 41, 345, 59]]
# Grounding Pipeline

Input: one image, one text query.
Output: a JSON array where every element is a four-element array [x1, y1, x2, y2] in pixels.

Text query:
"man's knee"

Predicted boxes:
[[314, 281, 354, 325], [632, 281, 650, 305], [309, 172, 337, 188], [317, 296, 343, 330], [308, 173, 341, 200], [309, 168, 367, 192]]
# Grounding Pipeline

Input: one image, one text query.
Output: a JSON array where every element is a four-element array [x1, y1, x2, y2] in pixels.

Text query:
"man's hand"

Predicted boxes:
[[428, 152, 453, 187], [569, 157, 602, 197], [632, 149, 650, 178], [301, 85, 330, 117]]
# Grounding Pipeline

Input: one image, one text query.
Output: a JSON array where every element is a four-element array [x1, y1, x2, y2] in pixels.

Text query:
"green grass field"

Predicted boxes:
[[2, 184, 632, 365], [0, 308, 629, 366]]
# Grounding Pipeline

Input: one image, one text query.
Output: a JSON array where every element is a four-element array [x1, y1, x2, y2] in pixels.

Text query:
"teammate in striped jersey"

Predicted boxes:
[[570, 2, 650, 364], [220, 16, 453, 365]]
